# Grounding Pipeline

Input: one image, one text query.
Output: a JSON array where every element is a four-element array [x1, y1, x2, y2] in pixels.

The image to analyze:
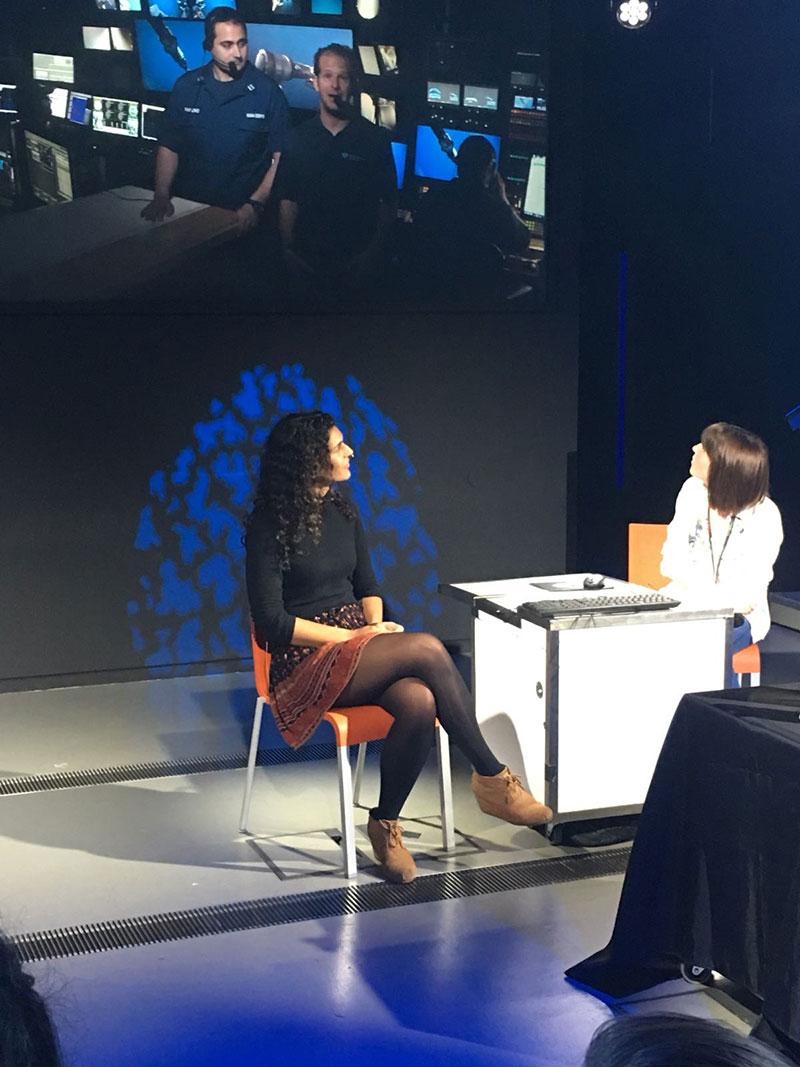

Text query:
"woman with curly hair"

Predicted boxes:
[[245, 411, 551, 883], [0, 930, 62, 1067]]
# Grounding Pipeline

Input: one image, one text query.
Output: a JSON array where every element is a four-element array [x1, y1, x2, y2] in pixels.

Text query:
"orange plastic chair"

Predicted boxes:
[[628, 523, 760, 685], [240, 630, 456, 878]]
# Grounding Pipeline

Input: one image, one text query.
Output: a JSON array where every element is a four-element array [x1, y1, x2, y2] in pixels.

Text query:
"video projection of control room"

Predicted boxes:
[[0, 0, 549, 311]]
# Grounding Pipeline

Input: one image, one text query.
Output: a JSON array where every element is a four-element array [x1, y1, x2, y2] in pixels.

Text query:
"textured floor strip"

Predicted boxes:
[[0, 741, 383, 797], [12, 848, 629, 963]]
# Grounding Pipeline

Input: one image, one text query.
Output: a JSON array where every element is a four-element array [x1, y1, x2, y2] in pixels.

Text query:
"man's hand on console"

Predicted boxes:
[[236, 201, 261, 234], [141, 196, 175, 222]]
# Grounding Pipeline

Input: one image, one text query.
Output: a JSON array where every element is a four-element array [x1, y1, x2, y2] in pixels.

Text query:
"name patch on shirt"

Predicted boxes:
[[246, 112, 266, 119], [183, 106, 200, 113], [340, 151, 367, 162]]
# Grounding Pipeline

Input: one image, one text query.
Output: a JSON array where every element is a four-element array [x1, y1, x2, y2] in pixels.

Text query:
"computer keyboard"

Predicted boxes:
[[520, 592, 681, 619]]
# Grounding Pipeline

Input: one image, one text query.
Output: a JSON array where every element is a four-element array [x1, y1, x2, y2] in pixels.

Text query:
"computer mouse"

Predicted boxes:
[[583, 574, 606, 590]]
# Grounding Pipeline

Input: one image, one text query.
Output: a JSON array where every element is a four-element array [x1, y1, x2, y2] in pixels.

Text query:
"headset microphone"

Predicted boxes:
[[212, 56, 244, 79]]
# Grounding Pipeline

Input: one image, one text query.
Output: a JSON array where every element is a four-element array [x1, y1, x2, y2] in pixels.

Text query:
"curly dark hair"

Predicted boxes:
[[0, 930, 62, 1067], [245, 411, 354, 570]]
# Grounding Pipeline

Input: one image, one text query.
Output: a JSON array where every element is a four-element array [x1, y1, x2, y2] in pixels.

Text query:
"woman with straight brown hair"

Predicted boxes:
[[661, 422, 783, 683]]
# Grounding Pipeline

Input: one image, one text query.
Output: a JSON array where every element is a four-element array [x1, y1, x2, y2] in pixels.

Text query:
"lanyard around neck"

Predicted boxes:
[[707, 507, 736, 584]]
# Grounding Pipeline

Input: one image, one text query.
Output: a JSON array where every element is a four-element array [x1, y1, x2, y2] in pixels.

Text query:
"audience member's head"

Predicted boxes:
[[585, 1014, 791, 1067], [700, 421, 770, 517], [456, 135, 497, 185], [0, 932, 62, 1067]]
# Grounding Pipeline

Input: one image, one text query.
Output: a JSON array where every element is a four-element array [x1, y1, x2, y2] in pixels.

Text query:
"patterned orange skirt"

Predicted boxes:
[[268, 603, 377, 748]]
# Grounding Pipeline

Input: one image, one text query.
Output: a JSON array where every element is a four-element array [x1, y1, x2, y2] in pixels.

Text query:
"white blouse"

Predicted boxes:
[[660, 476, 783, 643]]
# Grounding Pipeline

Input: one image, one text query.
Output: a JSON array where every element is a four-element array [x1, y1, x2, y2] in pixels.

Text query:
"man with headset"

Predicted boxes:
[[275, 43, 397, 289], [142, 6, 289, 231]]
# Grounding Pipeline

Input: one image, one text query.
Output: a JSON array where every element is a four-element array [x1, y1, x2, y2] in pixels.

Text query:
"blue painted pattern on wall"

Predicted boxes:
[[129, 364, 442, 673]]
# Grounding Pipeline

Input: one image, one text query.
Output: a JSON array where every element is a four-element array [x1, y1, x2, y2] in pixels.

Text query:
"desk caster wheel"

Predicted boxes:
[[680, 963, 713, 985]]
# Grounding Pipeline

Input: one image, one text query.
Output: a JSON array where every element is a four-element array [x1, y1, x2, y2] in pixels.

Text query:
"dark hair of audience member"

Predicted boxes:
[[312, 42, 358, 79], [203, 6, 247, 51], [0, 932, 62, 1067], [701, 421, 770, 518], [585, 1014, 792, 1067]]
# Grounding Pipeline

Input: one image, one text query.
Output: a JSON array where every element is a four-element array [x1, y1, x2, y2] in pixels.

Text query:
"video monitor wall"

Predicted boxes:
[[413, 125, 502, 182], [24, 131, 73, 204]]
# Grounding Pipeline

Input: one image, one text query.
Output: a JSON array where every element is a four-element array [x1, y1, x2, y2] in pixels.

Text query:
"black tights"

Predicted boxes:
[[334, 632, 504, 821]]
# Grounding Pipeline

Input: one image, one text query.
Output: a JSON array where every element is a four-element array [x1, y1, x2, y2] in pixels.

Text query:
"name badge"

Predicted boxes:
[[246, 112, 266, 119], [183, 106, 200, 113]]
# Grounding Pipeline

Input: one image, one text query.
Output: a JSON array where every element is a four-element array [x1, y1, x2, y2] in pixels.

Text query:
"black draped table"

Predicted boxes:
[[567, 687, 800, 1050]]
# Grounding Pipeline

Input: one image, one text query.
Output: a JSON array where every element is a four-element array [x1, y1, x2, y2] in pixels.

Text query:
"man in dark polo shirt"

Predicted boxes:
[[141, 6, 289, 232], [276, 43, 397, 289]]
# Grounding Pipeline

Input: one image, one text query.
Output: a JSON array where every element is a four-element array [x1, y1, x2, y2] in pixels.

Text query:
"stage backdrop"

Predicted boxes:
[[2, 308, 577, 689]]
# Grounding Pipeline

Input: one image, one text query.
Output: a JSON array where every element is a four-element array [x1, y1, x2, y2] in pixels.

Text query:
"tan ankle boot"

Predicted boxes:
[[472, 767, 553, 826], [367, 815, 417, 883]]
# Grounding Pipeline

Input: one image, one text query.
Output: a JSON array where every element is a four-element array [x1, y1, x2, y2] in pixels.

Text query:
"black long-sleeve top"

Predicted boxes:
[[245, 494, 381, 648]]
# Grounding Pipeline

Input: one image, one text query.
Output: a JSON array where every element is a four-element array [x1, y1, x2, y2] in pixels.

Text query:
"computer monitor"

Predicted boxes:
[[135, 18, 207, 92], [463, 85, 498, 111], [148, 0, 233, 15], [48, 87, 69, 119], [427, 81, 459, 107], [67, 92, 92, 125], [94, 0, 118, 8], [270, 0, 299, 12], [513, 95, 534, 110], [119, 0, 142, 9], [92, 96, 139, 137], [110, 27, 134, 50], [33, 53, 75, 84], [246, 25, 353, 110], [413, 126, 501, 183], [311, 0, 342, 12], [84, 26, 112, 50], [24, 131, 73, 205], [141, 103, 165, 141], [0, 84, 18, 114], [96, 97, 139, 137], [358, 45, 380, 76], [522, 154, 546, 218], [376, 45, 397, 74], [390, 141, 406, 189], [0, 147, 16, 206]]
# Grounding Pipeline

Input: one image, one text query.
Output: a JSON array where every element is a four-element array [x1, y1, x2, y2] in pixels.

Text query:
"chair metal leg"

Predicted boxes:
[[239, 695, 265, 833], [750, 671, 760, 687], [353, 742, 367, 805], [436, 725, 455, 852], [336, 744, 358, 879]]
